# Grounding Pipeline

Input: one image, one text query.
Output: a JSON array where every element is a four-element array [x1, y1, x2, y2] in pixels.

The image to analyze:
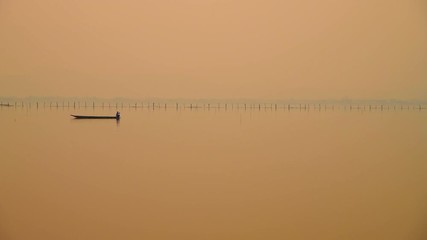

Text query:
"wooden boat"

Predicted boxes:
[[71, 115, 120, 119]]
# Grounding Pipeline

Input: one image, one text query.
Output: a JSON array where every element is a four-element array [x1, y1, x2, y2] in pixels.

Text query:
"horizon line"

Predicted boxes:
[[1, 96, 427, 104]]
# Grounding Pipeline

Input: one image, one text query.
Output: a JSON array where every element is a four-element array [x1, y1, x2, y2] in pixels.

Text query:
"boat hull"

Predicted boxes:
[[71, 115, 119, 119]]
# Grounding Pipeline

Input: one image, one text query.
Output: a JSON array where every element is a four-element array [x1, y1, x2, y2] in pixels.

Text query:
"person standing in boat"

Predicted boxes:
[[116, 111, 120, 119]]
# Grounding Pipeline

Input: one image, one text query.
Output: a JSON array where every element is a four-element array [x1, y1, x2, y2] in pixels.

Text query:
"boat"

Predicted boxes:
[[71, 112, 120, 120]]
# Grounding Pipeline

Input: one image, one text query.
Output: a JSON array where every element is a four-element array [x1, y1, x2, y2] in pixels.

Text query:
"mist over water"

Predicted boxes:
[[1, 0, 427, 238], [1, 104, 426, 240]]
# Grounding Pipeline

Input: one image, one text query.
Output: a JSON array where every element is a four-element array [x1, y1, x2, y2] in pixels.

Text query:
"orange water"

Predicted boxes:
[[1, 106, 426, 239]]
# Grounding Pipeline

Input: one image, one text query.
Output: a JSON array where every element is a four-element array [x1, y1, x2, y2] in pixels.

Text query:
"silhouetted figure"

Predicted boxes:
[[116, 111, 120, 119]]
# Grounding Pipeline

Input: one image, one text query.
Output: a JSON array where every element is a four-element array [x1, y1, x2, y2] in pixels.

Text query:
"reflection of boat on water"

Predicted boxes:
[[0, 103, 12, 107], [71, 112, 120, 120]]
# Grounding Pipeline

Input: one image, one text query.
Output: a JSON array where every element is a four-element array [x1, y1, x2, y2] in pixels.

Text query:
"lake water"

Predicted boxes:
[[1, 105, 426, 240]]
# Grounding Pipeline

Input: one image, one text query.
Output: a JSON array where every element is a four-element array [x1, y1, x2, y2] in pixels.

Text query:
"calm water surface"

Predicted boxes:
[[1, 106, 426, 240]]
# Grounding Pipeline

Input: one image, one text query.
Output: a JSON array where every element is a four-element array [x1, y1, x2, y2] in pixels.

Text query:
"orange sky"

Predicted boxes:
[[0, 0, 426, 99]]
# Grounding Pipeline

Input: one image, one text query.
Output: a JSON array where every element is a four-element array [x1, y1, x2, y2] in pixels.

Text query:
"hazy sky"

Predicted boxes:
[[1, 0, 426, 99]]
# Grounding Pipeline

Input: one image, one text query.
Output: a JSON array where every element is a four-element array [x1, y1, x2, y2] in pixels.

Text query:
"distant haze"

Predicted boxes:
[[1, 0, 426, 99]]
